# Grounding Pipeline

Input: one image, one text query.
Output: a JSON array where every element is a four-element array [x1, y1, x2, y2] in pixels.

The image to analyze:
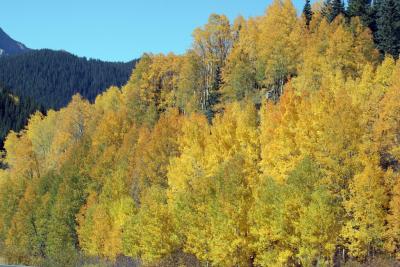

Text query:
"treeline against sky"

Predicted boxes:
[[1, 0, 400, 266], [0, 50, 136, 150], [0, 49, 136, 109]]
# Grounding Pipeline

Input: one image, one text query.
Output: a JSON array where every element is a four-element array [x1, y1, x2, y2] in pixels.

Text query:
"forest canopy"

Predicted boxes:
[[0, 49, 137, 109], [1, 0, 400, 266]]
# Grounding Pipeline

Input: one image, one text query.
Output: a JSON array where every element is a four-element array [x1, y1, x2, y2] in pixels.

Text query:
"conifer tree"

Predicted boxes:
[[303, 0, 313, 27], [375, 0, 400, 58], [347, 0, 373, 26], [323, 0, 345, 22], [1, 1, 400, 266]]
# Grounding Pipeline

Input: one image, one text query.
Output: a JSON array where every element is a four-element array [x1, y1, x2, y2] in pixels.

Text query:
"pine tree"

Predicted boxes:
[[321, 0, 333, 19], [303, 0, 313, 27], [375, 0, 400, 58], [323, 0, 345, 22], [347, 0, 373, 27]]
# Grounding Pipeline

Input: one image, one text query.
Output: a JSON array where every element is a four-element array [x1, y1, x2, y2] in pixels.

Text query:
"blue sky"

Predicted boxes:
[[2, 0, 306, 62]]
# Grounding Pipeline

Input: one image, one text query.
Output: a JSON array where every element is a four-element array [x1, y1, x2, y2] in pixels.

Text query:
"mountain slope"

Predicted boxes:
[[0, 28, 137, 147], [0, 86, 43, 149], [0, 49, 137, 109], [0, 27, 30, 56]]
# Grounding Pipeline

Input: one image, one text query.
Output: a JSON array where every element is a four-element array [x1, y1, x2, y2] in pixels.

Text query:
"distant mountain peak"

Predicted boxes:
[[0, 27, 30, 56]]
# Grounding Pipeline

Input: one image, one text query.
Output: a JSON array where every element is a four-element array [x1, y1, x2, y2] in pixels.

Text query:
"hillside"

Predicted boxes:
[[0, 49, 137, 109], [0, 27, 30, 56], [0, 0, 400, 267], [0, 86, 43, 149]]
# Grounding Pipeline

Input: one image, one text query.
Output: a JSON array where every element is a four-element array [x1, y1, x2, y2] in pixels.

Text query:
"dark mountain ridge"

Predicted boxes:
[[0, 85, 43, 149], [0, 27, 30, 56], [0, 49, 137, 109], [0, 28, 137, 148]]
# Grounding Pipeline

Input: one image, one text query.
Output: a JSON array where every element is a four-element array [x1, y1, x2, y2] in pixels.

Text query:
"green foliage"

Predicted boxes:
[[1, 1, 400, 266], [303, 0, 313, 27], [0, 49, 137, 109], [375, 0, 400, 58], [322, 0, 346, 22], [252, 158, 341, 266], [0, 87, 43, 149], [347, 0, 374, 27]]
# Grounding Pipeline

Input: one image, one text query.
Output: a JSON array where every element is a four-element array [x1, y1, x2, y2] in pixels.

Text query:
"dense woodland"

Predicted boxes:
[[0, 49, 136, 148], [0, 49, 137, 109], [1, 0, 400, 266], [0, 87, 43, 149]]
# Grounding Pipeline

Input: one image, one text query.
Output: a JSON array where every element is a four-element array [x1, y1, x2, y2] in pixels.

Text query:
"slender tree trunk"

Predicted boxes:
[[248, 253, 255, 267]]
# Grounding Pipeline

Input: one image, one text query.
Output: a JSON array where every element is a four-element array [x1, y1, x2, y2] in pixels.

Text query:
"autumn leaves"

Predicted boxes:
[[1, 0, 400, 266]]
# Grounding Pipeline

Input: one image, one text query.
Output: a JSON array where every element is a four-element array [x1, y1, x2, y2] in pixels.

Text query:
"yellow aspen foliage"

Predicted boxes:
[[192, 13, 233, 114], [386, 175, 400, 259], [168, 103, 259, 265], [374, 56, 396, 91], [76, 192, 99, 256], [206, 102, 260, 186], [123, 53, 182, 113], [48, 95, 92, 169], [260, 86, 302, 182], [293, 15, 378, 94], [77, 122, 137, 261], [222, 18, 260, 103], [0, 171, 26, 253], [166, 114, 211, 263], [205, 103, 259, 265], [252, 157, 340, 266], [94, 86, 123, 113], [2, 173, 52, 267], [88, 110, 131, 184], [176, 51, 203, 114], [258, 0, 301, 98], [129, 109, 183, 194], [374, 61, 400, 165], [325, 18, 378, 78], [193, 14, 232, 67], [122, 57, 157, 126], [25, 111, 59, 172], [4, 131, 40, 180], [1, 1, 400, 266], [296, 87, 363, 186], [347, 64, 379, 129], [342, 155, 388, 260], [297, 187, 341, 266], [261, 78, 363, 191], [292, 14, 330, 92], [206, 156, 256, 266], [121, 54, 183, 126], [123, 186, 179, 264], [76, 179, 136, 260], [4, 183, 38, 263], [167, 113, 209, 197], [347, 18, 380, 68]]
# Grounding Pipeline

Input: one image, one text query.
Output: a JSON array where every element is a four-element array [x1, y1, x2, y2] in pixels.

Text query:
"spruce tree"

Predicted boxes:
[[323, 0, 345, 22], [331, 0, 346, 21], [375, 0, 400, 58], [303, 0, 313, 27], [321, 0, 332, 19], [347, 0, 373, 27]]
